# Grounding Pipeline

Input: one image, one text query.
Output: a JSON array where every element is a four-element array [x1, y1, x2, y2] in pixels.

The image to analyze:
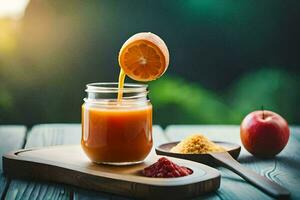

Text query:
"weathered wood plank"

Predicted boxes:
[[4, 180, 70, 200], [273, 127, 300, 200], [152, 126, 167, 146], [0, 175, 8, 199], [4, 124, 81, 200], [25, 124, 81, 147], [73, 125, 166, 200], [0, 125, 26, 198], [291, 126, 300, 142], [0, 126, 27, 171], [165, 125, 300, 200]]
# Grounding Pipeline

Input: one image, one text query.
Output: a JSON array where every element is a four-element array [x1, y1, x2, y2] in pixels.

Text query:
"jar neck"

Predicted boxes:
[[84, 82, 149, 106]]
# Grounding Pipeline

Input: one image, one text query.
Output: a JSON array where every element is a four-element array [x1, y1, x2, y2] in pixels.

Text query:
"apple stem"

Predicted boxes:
[[261, 105, 265, 119]]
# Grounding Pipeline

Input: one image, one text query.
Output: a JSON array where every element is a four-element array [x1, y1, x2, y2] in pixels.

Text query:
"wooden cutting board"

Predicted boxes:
[[3, 145, 220, 199]]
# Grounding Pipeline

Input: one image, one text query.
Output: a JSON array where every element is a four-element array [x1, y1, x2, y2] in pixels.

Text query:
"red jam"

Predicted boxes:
[[142, 157, 193, 178]]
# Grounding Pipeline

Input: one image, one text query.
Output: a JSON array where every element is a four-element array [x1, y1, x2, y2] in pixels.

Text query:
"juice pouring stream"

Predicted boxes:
[[117, 69, 126, 102]]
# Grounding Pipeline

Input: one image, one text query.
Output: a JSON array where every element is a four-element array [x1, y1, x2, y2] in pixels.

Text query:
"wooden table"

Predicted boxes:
[[1, 124, 299, 200]]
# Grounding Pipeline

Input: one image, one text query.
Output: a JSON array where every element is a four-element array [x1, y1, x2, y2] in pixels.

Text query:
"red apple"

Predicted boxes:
[[240, 110, 290, 158]]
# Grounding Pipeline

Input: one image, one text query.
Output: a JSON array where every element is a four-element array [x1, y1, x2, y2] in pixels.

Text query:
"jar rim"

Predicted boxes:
[[86, 82, 148, 93]]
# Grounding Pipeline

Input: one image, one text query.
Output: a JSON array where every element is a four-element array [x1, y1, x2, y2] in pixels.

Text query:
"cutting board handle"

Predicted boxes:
[[210, 152, 290, 199]]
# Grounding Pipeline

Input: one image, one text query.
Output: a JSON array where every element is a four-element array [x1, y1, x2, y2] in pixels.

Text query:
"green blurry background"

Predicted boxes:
[[0, 0, 299, 127]]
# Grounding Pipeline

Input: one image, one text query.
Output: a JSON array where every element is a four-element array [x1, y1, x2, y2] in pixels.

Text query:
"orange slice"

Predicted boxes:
[[118, 32, 169, 82]]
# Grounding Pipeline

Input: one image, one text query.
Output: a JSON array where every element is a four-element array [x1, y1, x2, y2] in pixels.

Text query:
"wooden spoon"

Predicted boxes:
[[156, 141, 290, 199]]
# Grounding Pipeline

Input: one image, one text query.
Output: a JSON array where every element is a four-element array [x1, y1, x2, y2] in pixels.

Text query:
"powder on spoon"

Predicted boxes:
[[170, 134, 226, 154]]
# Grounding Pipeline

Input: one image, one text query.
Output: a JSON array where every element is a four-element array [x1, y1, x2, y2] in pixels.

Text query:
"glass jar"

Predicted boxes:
[[81, 83, 153, 165]]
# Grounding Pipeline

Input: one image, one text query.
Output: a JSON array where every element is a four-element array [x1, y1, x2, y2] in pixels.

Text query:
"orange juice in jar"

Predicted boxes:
[[82, 32, 169, 165], [82, 83, 152, 165]]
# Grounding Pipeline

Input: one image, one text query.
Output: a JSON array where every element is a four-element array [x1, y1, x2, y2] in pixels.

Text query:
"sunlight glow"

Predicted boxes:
[[0, 0, 30, 19]]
